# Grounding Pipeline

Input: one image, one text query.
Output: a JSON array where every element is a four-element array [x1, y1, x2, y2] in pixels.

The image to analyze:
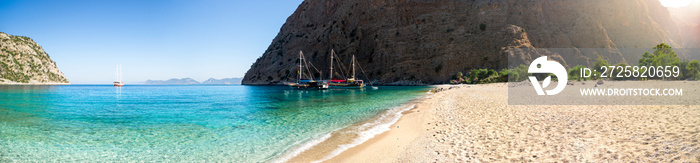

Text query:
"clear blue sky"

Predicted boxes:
[[0, 0, 303, 84]]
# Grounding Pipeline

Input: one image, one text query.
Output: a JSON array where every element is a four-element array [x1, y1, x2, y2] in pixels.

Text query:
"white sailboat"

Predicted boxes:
[[113, 64, 124, 87], [328, 49, 365, 88], [287, 51, 328, 89]]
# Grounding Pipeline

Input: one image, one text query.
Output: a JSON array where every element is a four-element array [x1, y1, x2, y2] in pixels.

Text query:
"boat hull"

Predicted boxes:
[[288, 82, 328, 90], [329, 82, 364, 89]]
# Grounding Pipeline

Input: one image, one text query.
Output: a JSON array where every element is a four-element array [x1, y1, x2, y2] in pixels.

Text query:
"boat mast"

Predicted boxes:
[[119, 64, 123, 83], [352, 55, 356, 79], [115, 64, 123, 83], [330, 49, 334, 81], [299, 51, 303, 83]]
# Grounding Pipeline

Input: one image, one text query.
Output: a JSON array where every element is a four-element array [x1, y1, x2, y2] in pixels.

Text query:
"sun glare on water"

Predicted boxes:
[[659, 0, 694, 8]]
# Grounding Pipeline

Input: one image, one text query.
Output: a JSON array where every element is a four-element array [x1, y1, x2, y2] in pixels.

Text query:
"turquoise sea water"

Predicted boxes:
[[0, 85, 429, 162]]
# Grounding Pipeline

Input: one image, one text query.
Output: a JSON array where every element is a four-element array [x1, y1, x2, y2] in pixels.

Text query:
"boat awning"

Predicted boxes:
[[330, 79, 346, 82]]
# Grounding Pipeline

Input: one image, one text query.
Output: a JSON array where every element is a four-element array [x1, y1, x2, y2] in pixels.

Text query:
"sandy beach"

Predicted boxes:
[[291, 82, 700, 162]]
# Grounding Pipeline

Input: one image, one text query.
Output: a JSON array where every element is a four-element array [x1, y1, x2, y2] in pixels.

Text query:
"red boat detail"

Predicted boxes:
[[330, 78, 346, 82]]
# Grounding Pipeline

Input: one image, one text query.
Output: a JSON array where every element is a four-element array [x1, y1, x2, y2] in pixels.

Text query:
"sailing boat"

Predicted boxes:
[[328, 49, 365, 89], [287, 51, 328, 89], [113, 64, 124, 87]]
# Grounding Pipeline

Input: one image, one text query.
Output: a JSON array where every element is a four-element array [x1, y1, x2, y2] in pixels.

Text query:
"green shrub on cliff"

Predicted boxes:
[[568, 65, 586, 81], [511, 65, 529, 82], [593, 55, 610, 73], [640, 43, 680, 68], [638, 43, 681, 80], [448, 68, 514, 84], [687, 60, 700, 79], [611, 63, 628, 81]]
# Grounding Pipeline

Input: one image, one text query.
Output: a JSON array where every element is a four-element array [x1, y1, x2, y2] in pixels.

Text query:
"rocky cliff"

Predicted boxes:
[[0, 32, 69, 84], [669, 1, 700, 50], [243, 0, 689, 85]]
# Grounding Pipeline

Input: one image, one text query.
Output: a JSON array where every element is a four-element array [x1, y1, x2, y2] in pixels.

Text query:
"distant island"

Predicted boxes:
[[143, 77, 241, 85], [200, 78, 242, 85]]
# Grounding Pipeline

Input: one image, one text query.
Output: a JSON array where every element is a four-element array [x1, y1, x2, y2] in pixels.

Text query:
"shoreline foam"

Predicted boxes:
[[270, 132, 333, 163], [281, 90, 435, 162], [311, 104, 416, 163]]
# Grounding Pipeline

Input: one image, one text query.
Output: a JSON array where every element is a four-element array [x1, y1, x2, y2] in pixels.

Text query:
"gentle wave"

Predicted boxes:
[[270, 132, 333, 163], [311, 104, 417, 163], [269, 91, 433, 163]]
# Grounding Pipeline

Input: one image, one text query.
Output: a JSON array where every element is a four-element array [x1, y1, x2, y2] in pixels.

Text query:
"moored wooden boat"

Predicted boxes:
[[327, 49, 365, 89], [287, 51, 328, 90]]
